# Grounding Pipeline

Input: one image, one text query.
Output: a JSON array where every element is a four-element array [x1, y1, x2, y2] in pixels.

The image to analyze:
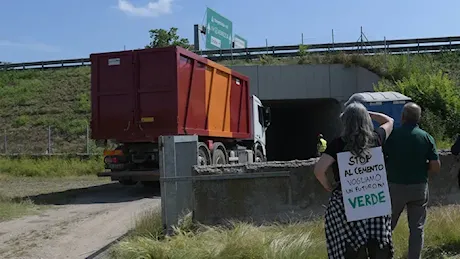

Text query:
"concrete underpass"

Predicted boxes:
[[264, 98, 342, 161]]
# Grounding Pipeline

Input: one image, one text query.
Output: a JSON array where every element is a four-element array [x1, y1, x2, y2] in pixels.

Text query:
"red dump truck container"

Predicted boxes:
[[90, 46, 251, 142], [90, 46, 271, 186]]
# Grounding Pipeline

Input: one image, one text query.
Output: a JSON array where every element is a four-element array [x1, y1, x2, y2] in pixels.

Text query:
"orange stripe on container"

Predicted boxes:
[[208, 69, 228, 134], [207, 60, 232, 74]]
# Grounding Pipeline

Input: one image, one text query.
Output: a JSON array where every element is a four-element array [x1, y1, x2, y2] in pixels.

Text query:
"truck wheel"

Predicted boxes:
[[212, 148, 227, 165], [198, 143, 211, 166], [118, 179, 138, 185], [255, 148, 266, 163]]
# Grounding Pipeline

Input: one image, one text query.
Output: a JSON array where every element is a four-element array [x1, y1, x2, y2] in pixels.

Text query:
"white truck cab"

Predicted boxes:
[[251, 95, 271, 162]]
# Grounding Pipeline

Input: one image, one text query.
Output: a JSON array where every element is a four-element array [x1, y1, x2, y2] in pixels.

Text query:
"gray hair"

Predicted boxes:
[[341, 102, 376, 157]]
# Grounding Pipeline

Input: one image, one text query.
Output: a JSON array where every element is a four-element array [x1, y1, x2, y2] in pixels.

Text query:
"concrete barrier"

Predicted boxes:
[[192, 152, 460, 225]]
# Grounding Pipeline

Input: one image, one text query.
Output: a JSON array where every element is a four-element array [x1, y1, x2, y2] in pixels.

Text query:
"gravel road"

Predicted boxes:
[[0, 182, 161, 258]]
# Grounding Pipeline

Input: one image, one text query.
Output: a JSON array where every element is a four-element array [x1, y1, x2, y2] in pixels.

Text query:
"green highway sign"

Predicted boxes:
[[205, 8, 233, 50], [233, 34, 247, 49]]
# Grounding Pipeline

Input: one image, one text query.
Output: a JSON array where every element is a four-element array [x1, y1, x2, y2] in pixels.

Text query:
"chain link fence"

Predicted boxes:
[[1, 125, 99, 155]]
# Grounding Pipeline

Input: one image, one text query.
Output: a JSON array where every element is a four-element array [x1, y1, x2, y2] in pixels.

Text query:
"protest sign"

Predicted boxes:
[[337, 146, 392, 222]]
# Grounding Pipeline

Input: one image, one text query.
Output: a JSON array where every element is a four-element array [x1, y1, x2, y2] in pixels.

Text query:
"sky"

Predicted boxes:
[[1, 0, 460, 63]]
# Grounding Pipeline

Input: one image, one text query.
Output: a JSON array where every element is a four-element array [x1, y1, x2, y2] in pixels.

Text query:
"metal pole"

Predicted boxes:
[[332, 29, 335, 51], [384, 36, 387, 70], [301, 33, 304, 45], [3, 129, 7, 154], [48, 126, 52, 155], [265, 39, 268, 54], [231, 37, 234, 64], [86, 124, 90, 154], [193, 24, 200, 51], [360, 26, 364, 52]]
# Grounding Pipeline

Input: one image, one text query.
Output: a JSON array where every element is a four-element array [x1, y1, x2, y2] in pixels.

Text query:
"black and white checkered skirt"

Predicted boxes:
[[324, 189, 394, 259]]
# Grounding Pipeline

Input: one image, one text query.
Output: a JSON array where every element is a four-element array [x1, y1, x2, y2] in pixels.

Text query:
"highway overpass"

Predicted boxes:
[[230, 64, 380, 160]]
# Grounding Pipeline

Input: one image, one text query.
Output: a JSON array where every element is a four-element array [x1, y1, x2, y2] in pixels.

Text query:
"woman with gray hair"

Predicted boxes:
[[314, 102, 394, 259]]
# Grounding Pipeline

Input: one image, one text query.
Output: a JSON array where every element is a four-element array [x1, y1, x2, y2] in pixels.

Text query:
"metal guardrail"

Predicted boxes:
[[2, 35, 460, 70]]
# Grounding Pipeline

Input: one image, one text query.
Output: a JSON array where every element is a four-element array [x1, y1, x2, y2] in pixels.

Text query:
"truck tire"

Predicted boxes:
[[255, 148, 266, 162], [212, 148, 227, 165], [198, 142, 211, 166], [118, 179, 138, 186]]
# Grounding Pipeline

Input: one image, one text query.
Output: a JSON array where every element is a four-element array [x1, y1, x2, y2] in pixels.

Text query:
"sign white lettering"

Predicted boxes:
[[108, 58, 120, 66], [234, 38, 245, 49], [210, 36, 221, 48], [337, 146, 392, 222]]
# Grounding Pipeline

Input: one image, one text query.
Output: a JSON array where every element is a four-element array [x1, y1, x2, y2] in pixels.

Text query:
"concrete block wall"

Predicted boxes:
[[192, 152, 460, 225]]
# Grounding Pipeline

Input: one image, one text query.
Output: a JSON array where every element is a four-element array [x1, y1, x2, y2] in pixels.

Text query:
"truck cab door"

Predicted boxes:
[[252, 95, 267, 147]]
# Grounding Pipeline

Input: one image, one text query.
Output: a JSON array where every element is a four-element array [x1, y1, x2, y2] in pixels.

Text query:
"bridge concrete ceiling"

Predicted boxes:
[[230, 64, 381, 102]]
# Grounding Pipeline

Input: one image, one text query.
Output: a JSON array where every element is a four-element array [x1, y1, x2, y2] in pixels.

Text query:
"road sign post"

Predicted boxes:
[[205, 8, 233, 50]]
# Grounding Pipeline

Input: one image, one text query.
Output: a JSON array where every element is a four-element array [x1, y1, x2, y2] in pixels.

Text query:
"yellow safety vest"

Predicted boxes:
[[318, 138, 327, 153]]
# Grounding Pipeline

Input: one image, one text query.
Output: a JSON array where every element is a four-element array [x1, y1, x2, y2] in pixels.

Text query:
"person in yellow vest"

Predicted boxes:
[[317, 133, 327, 157]]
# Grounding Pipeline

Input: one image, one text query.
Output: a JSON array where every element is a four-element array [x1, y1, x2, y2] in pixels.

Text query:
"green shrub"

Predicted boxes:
[[376, 69, 460, 139]]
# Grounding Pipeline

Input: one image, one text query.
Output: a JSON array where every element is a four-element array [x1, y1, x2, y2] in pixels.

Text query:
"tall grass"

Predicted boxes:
[[111, 205, 460, 259], [0, 157, 103, 177], [0, 195, 41, 221], [0, 67, 93, 153]]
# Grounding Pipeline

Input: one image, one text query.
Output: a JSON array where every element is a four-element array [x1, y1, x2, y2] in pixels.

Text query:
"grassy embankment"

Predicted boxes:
[[0, 67, 93, 154], [111, 205, 460, 259]]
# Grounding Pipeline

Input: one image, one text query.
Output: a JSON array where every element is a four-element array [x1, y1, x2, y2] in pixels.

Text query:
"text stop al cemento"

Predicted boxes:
[[337, 147, 392, 222]]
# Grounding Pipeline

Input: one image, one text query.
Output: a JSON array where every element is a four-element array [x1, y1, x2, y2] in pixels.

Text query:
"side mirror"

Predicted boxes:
[[264, 107, 271, 128]]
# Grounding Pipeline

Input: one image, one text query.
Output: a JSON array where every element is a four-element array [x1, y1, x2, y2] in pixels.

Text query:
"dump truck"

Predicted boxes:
[[90, 46, 272, 186]]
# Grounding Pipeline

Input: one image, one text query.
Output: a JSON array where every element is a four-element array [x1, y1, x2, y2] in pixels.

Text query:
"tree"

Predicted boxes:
[[145, 27, 191, 49]]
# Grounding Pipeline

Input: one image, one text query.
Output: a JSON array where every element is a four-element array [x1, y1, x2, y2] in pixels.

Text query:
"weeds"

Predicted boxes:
[[0, 195, 41, 221], [111, 205, 460, 259], [0, 67, 91, 153]]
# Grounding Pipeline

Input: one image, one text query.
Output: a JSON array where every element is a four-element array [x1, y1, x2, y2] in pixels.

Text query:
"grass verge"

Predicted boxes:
[[0, 157, 107, 221], [0, 195, 42, 222], [0, 157, 103, 177], [111, 205, 460, 259]]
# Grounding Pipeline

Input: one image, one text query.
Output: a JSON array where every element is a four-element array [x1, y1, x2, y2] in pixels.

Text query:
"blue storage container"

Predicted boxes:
[[344, 91, 412, 128]]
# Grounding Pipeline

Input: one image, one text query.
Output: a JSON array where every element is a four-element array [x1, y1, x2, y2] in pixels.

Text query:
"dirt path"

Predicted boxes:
[[0, 182, 161, 258]]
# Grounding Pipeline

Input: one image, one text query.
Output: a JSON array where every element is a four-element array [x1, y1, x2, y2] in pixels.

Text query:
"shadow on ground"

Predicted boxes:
[[14, 182, 161, 206]]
